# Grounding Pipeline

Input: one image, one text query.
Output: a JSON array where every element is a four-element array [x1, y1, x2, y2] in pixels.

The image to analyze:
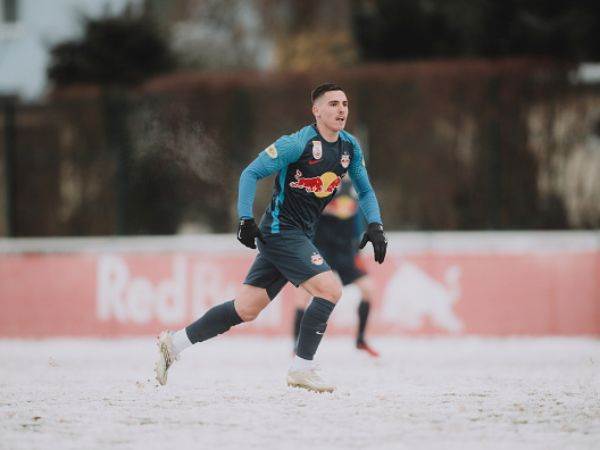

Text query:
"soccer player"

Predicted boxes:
[[155, 83, 387, 392], [292, 176, 380, 357]]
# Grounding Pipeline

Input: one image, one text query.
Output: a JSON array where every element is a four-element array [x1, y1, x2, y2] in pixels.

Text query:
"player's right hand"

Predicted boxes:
[[237, 218, 266, 249], [359, 222, 387, 264]]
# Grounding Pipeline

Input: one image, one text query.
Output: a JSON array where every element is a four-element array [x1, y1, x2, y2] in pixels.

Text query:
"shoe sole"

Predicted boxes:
[[155, 358, 167, 385], [286, 380, 335, 393], [155, 335, 170, 385]]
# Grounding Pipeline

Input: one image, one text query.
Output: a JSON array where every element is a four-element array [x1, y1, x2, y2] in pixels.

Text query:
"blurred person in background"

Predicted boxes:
[[292, 176, 380, 357], [155, 83, 387, 393]]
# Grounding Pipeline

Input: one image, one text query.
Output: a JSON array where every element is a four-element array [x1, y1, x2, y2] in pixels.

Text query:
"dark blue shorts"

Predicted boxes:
[[243, 229, 331, 300], [317, 245, 367, 286]]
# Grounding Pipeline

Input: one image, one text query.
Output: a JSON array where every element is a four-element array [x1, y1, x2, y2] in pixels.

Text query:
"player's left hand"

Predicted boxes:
[[359, 222, 387, 264]]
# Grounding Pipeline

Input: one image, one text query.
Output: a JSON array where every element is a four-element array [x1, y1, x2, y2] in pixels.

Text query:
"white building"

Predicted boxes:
[[0, 0, 142, 101]]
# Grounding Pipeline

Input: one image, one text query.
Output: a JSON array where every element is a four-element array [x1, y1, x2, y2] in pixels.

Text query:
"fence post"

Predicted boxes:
[[1, 95, 17, 237]]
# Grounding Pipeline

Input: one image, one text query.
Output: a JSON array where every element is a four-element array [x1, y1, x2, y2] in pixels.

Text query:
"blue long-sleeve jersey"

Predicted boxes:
[[238, 124, 382, 237]]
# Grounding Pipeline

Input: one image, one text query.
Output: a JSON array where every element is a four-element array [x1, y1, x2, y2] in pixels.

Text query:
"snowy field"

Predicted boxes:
[[1, 336, 599, 450]]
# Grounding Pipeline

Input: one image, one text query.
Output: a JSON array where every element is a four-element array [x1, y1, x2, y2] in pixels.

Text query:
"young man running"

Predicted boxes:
[[155, 83, 387, 392]]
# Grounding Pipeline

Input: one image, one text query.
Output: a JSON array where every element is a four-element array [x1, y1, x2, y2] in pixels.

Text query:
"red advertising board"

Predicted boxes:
[[0, 233, 598, 337]]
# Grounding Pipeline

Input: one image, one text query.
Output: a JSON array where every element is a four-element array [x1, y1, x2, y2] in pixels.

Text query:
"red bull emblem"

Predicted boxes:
[[289, 170, 341, 198], [311, 252, 324, 265], [341, 153, 350, 168], [289, 170, 323, 193], [326, 176, 341, 193]]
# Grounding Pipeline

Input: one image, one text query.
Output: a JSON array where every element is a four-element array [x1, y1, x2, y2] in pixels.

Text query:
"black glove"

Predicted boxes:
[[237, 218, 265, 249], [359, 222, 387, 264]]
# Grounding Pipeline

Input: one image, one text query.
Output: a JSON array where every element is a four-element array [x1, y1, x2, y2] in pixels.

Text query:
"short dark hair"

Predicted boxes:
[[311, 83, 345, 103]]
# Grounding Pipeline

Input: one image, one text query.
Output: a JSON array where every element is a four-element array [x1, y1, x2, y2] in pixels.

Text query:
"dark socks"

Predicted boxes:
[[357, 300, 370, 344], [296, 298, 335, 361], [293, 308, 305, 351], [185, 300, 243, 344]]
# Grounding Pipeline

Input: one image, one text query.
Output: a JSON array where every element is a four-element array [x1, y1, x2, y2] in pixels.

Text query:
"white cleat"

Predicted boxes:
[[286, 367, 335, 393], [155, 331, 178, 386]]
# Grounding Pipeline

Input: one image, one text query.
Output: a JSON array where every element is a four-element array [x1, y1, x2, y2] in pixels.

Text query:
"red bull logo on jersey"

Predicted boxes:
[[324, 194, 358, 220], [289, 170, 341, 198], [341, 153, 350, 168]]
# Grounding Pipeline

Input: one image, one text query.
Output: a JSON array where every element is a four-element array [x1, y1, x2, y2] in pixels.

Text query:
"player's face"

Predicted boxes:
[[312, 90, 348, 133]]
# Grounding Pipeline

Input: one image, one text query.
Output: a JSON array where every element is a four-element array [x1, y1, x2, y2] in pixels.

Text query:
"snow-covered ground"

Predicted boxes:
[[1, 337, 599, 450]]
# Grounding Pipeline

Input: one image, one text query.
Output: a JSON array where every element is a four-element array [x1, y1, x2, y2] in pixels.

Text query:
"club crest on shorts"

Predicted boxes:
[[311, 252, 324, 265], [341, 153, 350, 168], [312, 141, 322, 160]]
